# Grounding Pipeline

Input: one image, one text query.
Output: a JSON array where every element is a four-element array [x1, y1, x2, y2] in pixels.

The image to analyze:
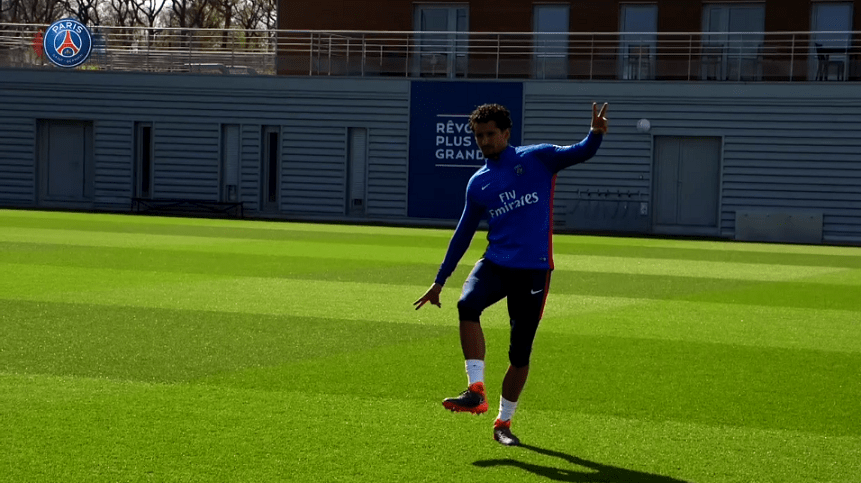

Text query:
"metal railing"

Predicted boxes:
[[1, 23, 858, 81]]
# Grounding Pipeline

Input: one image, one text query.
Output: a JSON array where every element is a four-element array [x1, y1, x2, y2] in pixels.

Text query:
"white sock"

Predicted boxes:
[[497, 396, 517, 422], [465, 359, 485, 386]]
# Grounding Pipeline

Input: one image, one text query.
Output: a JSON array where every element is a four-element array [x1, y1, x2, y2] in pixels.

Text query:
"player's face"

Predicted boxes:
[[473, 121, 510, 160]]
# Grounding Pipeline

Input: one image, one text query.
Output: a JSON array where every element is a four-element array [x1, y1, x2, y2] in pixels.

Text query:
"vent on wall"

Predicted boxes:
[[735, 211, 823, 244]]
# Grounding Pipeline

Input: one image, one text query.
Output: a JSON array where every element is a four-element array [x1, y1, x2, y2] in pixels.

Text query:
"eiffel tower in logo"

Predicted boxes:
[[55, 30, 80, 57]]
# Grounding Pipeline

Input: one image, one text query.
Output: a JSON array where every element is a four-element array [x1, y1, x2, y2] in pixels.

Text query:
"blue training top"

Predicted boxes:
[[434, 131, 603, 286]]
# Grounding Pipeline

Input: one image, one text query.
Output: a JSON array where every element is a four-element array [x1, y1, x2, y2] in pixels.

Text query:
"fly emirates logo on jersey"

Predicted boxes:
[[488, 190, 539, 219]]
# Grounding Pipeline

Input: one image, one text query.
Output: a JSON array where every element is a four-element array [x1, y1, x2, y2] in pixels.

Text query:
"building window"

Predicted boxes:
[[533, 4, 570, 79], [221, 124, 240, 203], [701, 3, 765, 81], [261, 126, 280, 211], [620, 3, 657, 80], [135, 122, 153, 199], [347, 127, 368, 216], [811, 2, 853, 81], [414, 4, 469, 78]]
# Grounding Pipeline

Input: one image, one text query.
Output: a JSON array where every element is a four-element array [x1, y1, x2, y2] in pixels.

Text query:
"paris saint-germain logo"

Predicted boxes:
[[43, 18, 93, 68]]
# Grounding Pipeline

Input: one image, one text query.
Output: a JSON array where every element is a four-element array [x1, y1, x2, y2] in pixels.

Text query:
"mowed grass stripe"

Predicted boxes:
[[0, 228, 457, 264], [4, 239, 853, 285], [4, 207, 858, 253], [3, 265, 860, 353], [3, 214, 861, 271], [0, 216, 455, 251], [552, 271, 861, 310], [555, 237, 861, 264], [555, 232, 861, 255], [5, 208, 859, 257], [543, 299, 861, 354], [553, 254, 848, 281], [513, 408, 861, 483], [5, 374, 857, 483], [0, 300, 451, 383], [199, 326, 861, 437], [8, 243, 861, 310], [0, 209, 455, 240], [3, 305, 858, 439], [4, 252, 861, 312]]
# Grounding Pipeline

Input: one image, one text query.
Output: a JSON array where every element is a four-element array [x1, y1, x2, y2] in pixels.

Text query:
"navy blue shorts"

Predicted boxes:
[[457, 258, 551, 367]]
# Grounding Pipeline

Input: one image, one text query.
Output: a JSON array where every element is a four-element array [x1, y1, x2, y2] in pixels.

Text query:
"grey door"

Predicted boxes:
[[38, 120, 94, 205], [653, 136, 721, 235]]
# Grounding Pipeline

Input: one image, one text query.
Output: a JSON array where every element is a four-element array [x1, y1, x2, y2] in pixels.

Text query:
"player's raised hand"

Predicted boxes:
[[591, 102, 609, 134], [414, 283, 443, 310]]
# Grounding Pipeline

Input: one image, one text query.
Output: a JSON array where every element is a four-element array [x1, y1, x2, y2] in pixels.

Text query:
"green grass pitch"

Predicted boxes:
[[1, 209, 859, 482]]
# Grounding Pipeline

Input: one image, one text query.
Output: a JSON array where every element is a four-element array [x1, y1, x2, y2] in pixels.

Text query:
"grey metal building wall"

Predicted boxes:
[[0, 111, 35, 204], [240, 124, 262, 210], [278, 92, 410, 216], [523, 85, 652, 235], [94, 120, 134, 205], [2, 68, 860, 244], [523, 82, 861, 244], [0, 69, 411, 217], [155, 122, 221, 199]]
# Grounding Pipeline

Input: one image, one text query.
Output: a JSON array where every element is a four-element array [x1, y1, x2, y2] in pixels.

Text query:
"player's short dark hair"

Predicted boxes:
[[469, 104, 512, 132]]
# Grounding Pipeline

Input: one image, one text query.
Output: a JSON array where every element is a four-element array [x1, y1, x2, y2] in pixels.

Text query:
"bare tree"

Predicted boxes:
[[233, 0, 274, 50], [2, 0, 277, 30], [57, 0, 101, 25], [131, 0, 165, 28], [234, 0, 262, 39], [3, 0, 63, 24], [103, 0, 133, 26], [169, 0, 218, 28], [260, 0, 274, 30], [212, 0, 236, 47]]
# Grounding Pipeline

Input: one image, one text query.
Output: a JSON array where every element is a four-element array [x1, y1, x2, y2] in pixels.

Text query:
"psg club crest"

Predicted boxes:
[[43, 18, 93, 68]]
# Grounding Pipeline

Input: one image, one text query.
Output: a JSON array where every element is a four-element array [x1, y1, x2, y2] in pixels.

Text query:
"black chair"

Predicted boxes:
[[816, 43, 846, 81], [700, 44, 724, 80], [625, 44, 653, 80]]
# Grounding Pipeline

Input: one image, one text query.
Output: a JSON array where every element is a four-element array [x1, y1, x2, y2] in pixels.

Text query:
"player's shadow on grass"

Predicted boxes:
[[473, 444, 690, 483]]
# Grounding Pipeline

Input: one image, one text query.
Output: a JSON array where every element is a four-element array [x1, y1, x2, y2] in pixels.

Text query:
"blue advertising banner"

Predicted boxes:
[[408, 81, 523, 220]]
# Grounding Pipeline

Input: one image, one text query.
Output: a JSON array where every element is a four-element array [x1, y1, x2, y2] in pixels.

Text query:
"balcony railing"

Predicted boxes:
[[1, 23, 858, 82]]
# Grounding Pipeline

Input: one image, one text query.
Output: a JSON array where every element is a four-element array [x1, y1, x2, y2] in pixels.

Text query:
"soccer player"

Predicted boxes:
[[414, 102, 608, 446]]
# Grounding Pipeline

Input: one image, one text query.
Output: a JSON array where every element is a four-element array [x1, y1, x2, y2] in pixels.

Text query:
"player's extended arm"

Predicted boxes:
[[434, 199, 483, 285], [414, 198, 484, 310], [538, 102, 609, 173]]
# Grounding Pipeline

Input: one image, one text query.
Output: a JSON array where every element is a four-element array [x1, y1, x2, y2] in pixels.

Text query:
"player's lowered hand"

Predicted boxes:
[[414, 283, 443, 310]]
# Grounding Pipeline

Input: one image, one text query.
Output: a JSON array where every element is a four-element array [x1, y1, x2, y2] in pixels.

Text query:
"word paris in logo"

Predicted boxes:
[[43, 18, 93, 68]]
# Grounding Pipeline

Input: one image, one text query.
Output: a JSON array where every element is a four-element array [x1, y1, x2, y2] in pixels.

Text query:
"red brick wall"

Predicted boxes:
[[280, 1, 858, 33]]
